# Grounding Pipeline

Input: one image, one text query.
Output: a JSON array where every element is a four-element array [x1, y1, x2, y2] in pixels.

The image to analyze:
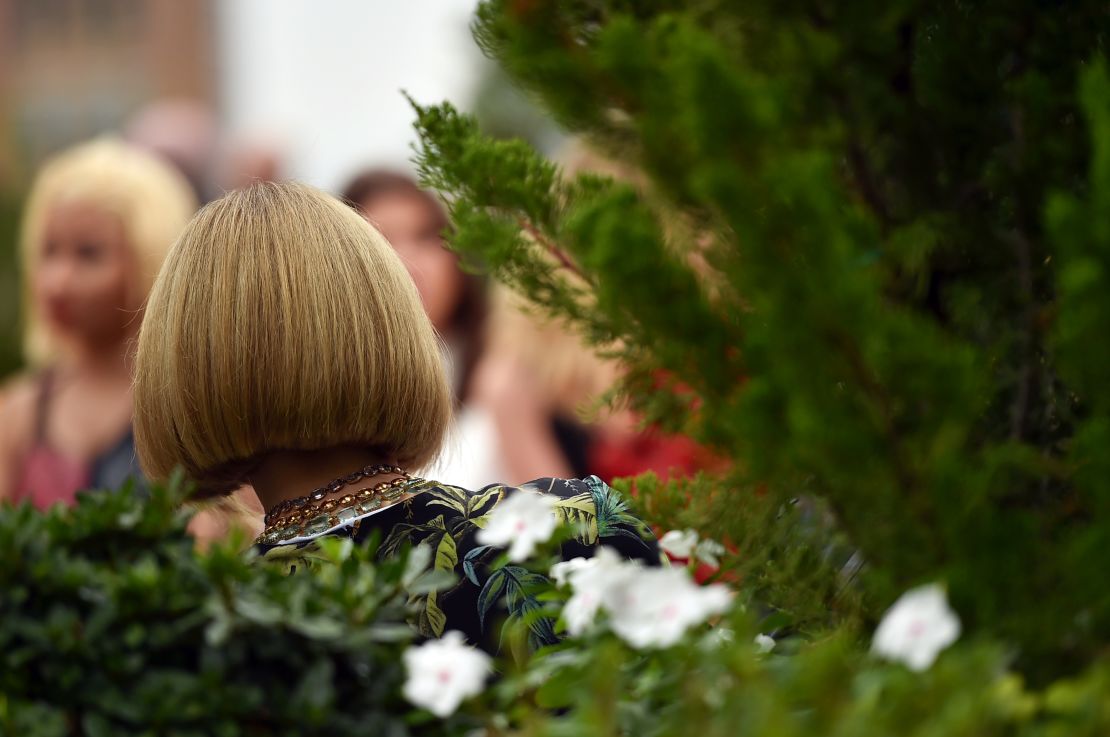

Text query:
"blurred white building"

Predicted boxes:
[[215, 0, 483, 190]]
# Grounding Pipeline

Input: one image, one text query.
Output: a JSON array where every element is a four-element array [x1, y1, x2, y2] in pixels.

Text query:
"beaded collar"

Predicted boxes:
[[258, 464, 430, 546], [264, 464, 406, 525]]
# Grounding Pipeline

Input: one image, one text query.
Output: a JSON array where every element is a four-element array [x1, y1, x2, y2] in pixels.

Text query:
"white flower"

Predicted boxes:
[[402, 631, 491, 717], [550, 557, 603, 635], [658, 528, 699, 559], [606, 566, 733, 648], [553, 548, 641, 636], [754, 633, 776, 653], [871, 583, 961, 672], [695, 539, 727, 568], [476, 491, 558, 562], [550, 557, 591, 588], [563, 587, 605, 636], [553, 548, 734, 645], [557, 547, 635, 591], [659, 530, 728, 567]]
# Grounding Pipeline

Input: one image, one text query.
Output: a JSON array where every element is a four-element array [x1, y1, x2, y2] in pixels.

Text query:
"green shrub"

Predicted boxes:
[[2, 482, 1108, 736], [0, 481, 468, 737]]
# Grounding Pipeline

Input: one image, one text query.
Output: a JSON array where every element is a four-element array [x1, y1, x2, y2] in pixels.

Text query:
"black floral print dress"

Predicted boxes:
[[255, 476, 661, 652]]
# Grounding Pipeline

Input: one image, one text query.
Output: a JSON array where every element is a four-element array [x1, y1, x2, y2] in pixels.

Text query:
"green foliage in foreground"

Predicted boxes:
[[2, 486, 1108, 737], [412, 0, 1110, 683], [0, 482, 463, 737], [497, 617, 1110, 737]]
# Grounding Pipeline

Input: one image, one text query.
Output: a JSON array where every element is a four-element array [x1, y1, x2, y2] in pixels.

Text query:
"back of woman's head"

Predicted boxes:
[[134, 181, 452, 498], [20, 137, 197, 364]]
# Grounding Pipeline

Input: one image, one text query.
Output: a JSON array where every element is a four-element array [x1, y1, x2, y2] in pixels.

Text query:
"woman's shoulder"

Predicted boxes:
[[420, 475, 658, 558], [514, 475, 606, 499], [419, 474, 616, 516], [0, 374, 41, 453], [0, 373, 47, 501], [0, 373, 40, 424], [430, 474, 611, 498]]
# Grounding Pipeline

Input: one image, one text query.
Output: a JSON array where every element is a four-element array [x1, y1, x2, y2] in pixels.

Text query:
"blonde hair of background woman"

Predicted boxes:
[[484, 285, 620, 419], [133, 181, 451, 498], [19, 138, 197, 365]]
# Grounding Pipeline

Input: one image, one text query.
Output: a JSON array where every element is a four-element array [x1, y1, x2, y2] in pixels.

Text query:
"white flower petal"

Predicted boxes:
[[871, 583, 961, 672], [754, 633, 776, 653], [694, 538, 726, 567], [475, 491, 558, 562], [555, 548, 644, 638], [569, 547, 639, 596], [402, 631, 491, 717], [694, 584, 734, 617], [604, 566, 734, 649], [564, 590, 603, 636], [658, 528, 699, 559], [550, 557, 591, 588]]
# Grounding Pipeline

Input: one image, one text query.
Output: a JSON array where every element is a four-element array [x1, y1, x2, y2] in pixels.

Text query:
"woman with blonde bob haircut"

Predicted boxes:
[[134, 181, 452, 496], [134, 181, 659, 652]]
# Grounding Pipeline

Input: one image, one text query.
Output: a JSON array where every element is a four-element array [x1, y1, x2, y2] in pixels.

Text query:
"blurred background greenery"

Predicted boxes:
[[0, 187, 22, 379]]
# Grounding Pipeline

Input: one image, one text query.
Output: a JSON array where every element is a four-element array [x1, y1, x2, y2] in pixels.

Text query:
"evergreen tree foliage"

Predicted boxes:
[[412, 0, 1110, 679]]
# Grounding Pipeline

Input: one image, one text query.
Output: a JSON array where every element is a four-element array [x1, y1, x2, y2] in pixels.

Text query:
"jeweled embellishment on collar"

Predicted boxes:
[[258, 477, 428, 545]]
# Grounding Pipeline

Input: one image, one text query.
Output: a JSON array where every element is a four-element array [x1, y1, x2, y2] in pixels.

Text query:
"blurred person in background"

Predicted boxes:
[[0, 138, 262, 543], [124, 99, 220, 205], [219, 132, 286, 191], [488, 286, 716, 483], [0, 139, 193, 507], [341, 170, 588, 486], [554, 141, 722, 484], [479, 287, 602, 478]]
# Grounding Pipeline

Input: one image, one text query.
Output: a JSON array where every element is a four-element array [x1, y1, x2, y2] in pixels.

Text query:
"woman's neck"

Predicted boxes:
[[249, 446, 403, 516]]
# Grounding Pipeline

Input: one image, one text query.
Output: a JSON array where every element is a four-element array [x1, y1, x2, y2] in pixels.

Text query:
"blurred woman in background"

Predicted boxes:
[[0, 138, 263, 542], [341, 170, 590, 486], [0, 139, 195, 507]]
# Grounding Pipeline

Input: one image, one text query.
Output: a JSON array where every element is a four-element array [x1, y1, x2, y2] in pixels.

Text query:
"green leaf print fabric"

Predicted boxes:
[[256, 476, 661, 652]]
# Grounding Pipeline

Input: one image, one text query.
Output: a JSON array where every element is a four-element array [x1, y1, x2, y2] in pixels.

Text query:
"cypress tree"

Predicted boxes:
[[413, 0, 1110, 680]]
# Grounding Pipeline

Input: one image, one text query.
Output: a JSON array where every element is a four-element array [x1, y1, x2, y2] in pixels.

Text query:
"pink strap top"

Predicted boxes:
[[11, 372, 92, 509], [14, 446, 90, 509]]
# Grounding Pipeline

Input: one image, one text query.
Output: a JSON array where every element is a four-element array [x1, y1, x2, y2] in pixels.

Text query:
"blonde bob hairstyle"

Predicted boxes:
[[20, 138, 197, 365], [133, 181, 451, 498]]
